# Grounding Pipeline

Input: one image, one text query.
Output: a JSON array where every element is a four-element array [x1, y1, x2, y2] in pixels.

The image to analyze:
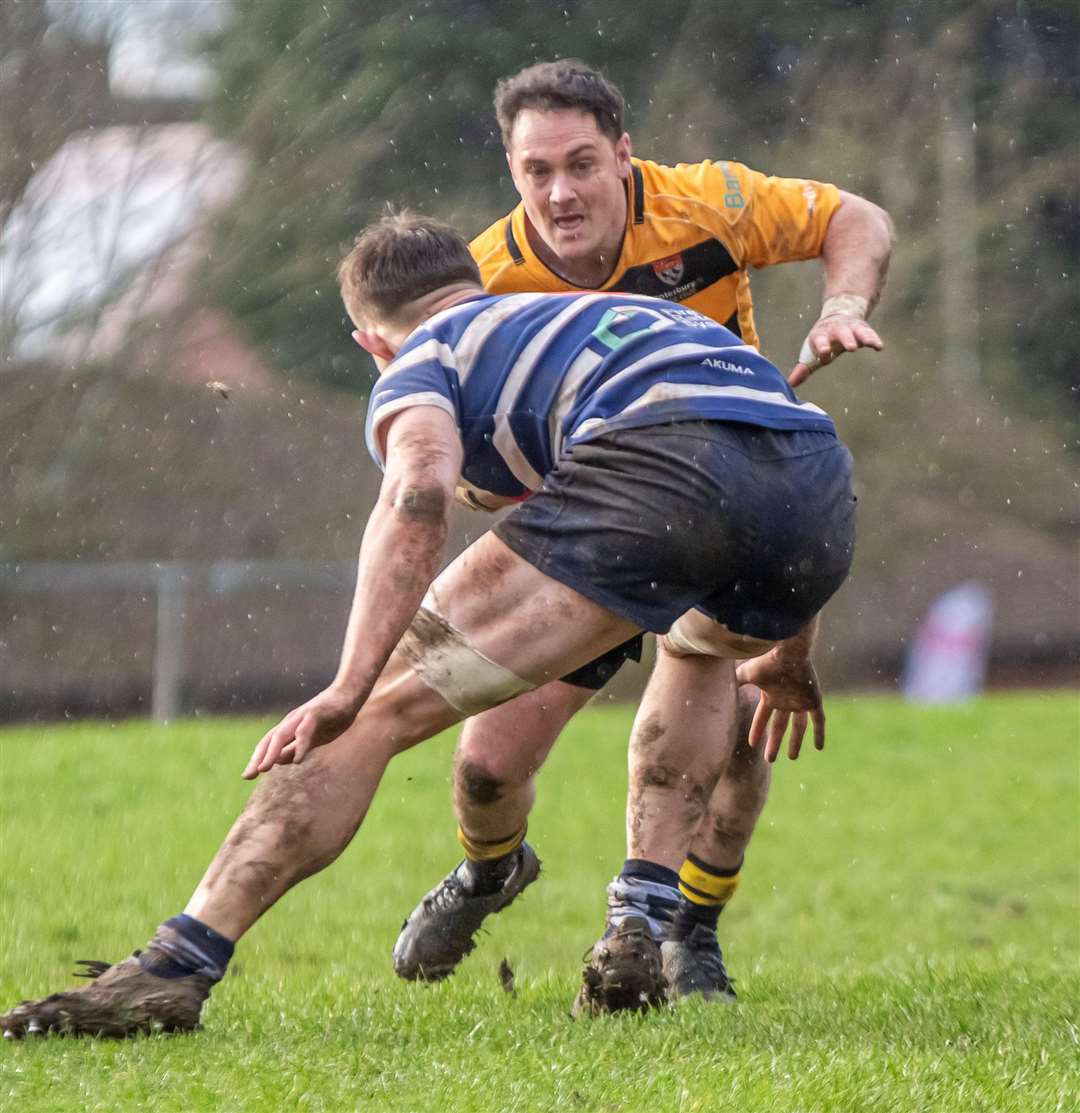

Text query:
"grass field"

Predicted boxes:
[[0, 692, 1077, 1112]]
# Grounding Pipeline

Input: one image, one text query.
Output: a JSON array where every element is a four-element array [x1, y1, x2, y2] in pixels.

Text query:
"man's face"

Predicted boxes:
[[506, 108, 631, 274]]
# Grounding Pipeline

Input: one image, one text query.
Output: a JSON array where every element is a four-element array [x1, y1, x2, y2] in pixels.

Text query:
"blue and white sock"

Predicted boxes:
[[138, 914, 235, 981], [605, 859, 683, 941]]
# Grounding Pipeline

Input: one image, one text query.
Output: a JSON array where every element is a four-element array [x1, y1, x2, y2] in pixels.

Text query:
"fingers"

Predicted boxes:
[[242, 711, 302, 779], [851, 320, 883, 351], [787, 712, 808, 760], [748, 705, 824, 763], [734, 659, 760, 687], [291, 715, 314, 766], [242, 728, 277, 779], [763, 709, 790, 763], [746, 694, 770, 748], [790, 317, 883, 385], [787, 361, 813, 388]]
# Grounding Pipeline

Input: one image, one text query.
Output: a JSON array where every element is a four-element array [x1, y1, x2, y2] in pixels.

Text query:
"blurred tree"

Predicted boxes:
[[201, 0, 683, 391]]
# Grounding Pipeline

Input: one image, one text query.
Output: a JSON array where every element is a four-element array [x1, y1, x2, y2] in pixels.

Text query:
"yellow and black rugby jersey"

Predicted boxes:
[[469, 157, 841, 350]]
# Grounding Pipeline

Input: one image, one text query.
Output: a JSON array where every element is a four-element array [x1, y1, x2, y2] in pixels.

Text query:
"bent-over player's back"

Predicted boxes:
[[365, 291, 835, 508]]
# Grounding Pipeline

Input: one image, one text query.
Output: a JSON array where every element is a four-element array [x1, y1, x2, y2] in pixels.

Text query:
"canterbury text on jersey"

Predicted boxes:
[[468, 158, 841, 350], [365, 292, 836, 506]]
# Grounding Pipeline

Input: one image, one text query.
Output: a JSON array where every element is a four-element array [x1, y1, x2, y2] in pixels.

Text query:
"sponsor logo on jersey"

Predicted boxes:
[[720, 163, 745, 209], [652, 253, 685, 286], [703, 357, 753, 375], [802, 184, 817, 213]]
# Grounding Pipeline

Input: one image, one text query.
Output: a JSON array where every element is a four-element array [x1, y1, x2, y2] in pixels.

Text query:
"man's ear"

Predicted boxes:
[[615, 132, 632, 178], [352, 328, 395, 361]]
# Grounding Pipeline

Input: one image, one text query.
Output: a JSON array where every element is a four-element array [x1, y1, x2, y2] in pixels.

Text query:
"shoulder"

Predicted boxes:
[[633, 156, 763, 226], [635, 156, 754, 199]]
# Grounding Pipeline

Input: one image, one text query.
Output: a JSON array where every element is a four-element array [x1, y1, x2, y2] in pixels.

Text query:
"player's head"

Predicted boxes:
[[339, 210, 481, 365], [495, 60, 626, 149], [495, 61, 632, 274]]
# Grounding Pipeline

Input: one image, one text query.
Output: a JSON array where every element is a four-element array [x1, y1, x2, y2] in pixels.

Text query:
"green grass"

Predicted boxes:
[[1, 693, 1077, 1112]]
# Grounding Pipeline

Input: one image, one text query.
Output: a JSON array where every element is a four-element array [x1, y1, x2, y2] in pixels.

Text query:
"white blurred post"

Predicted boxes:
[[940, 55, 980, 388], [152, 563, 186, 723]]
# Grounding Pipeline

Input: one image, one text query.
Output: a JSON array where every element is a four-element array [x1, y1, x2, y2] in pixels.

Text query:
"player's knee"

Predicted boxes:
[[454, 757, 507, 806]]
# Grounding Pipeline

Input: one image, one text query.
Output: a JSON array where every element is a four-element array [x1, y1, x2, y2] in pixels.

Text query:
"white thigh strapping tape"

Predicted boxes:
[[397, 604, 536, 715], [666, 614, 765, 660]]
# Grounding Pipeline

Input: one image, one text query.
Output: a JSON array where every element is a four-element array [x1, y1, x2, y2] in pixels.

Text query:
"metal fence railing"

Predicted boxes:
[[1, 561, 356, 722]]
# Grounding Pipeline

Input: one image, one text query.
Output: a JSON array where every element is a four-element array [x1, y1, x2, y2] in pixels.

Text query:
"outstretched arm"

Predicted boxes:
[[789, 191, 895, 386], [243, 405, 463, 777]]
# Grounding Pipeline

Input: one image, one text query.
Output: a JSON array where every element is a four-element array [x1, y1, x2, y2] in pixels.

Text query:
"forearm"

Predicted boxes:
[[820, 192, 895, 313], [332, 491, 449, 703]]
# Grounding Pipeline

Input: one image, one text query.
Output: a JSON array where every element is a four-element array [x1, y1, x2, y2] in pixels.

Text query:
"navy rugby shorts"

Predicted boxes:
[[494, 421, 856, 643]]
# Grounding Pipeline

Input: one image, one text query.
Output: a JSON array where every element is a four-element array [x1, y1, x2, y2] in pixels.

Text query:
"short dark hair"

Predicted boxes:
[[494, 60, 626, 148], [337, 210, 480, 325]]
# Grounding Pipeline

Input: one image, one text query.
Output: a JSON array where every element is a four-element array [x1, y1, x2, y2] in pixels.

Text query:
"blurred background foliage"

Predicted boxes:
[[200, 0, 1078, 445], [1, 0, 1076, 708]]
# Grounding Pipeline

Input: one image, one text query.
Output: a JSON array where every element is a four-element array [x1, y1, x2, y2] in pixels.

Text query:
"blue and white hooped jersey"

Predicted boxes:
[[365, 291, 836, 503]]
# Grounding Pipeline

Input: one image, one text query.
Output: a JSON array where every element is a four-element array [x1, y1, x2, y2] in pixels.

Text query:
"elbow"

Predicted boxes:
[[391, 482, 452, 525], [837, 191, 896, 257], [861, 196, 896, 258], [875, 202, 897, 255]]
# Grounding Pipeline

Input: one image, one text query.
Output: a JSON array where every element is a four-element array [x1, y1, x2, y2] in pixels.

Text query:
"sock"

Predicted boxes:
[[138, 914, 235, 981], [605, 859, 682, 940], [671, 854, 743, 939], [457, 824, 526, 896], [621, 859, 680, 889]]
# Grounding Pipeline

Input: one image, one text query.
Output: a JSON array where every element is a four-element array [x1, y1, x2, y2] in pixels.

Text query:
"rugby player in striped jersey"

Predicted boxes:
[[2, 212, 856, 1035]]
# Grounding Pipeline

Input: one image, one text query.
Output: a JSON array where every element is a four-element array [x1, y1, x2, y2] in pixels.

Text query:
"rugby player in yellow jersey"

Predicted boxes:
[[393, 60, 893, 1010]]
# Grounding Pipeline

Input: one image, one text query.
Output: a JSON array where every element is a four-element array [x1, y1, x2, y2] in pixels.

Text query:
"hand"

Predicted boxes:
[[242, 686, 364, 779], [735, 651, 825, 762], [789, 313, 883, 388]]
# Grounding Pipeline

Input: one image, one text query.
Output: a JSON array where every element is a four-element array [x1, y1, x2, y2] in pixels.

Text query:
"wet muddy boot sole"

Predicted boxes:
[[1, 954, 213, 1039], [570, 916, 668, 1018]]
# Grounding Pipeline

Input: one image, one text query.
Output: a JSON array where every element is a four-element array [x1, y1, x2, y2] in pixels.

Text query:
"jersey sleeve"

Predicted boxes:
[[720, 161, 842, 269], [364, 330, 461, 469]]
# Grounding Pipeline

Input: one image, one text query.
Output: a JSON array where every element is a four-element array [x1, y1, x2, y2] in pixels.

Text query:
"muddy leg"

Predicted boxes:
[[452, 681, 593, 842], [185, 656, 458, 941], [625, 644, 738, 871], [687, 684, 771, 869]]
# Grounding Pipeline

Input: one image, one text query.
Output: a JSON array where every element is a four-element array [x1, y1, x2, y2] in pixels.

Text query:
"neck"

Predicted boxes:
[[420, 282, 487, 320], [384, 282, 486, 351], [526, 219, 624, 287]]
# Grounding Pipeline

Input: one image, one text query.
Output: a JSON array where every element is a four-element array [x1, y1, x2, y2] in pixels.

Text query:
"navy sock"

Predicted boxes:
[[670, 899, 722, 939], [138, 914, 235, 981], [461, 849, 519, 897], [620, 858, 680, 890]]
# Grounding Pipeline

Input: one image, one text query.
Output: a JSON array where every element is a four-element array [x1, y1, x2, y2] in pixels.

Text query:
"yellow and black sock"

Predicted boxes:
[[457, 824, 527, 895], [673, 853, 743, 936]]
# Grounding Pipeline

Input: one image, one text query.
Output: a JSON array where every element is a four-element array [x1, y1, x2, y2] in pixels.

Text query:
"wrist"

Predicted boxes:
[[328, 674, 373, 708], [819, 293, 869, 321]]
